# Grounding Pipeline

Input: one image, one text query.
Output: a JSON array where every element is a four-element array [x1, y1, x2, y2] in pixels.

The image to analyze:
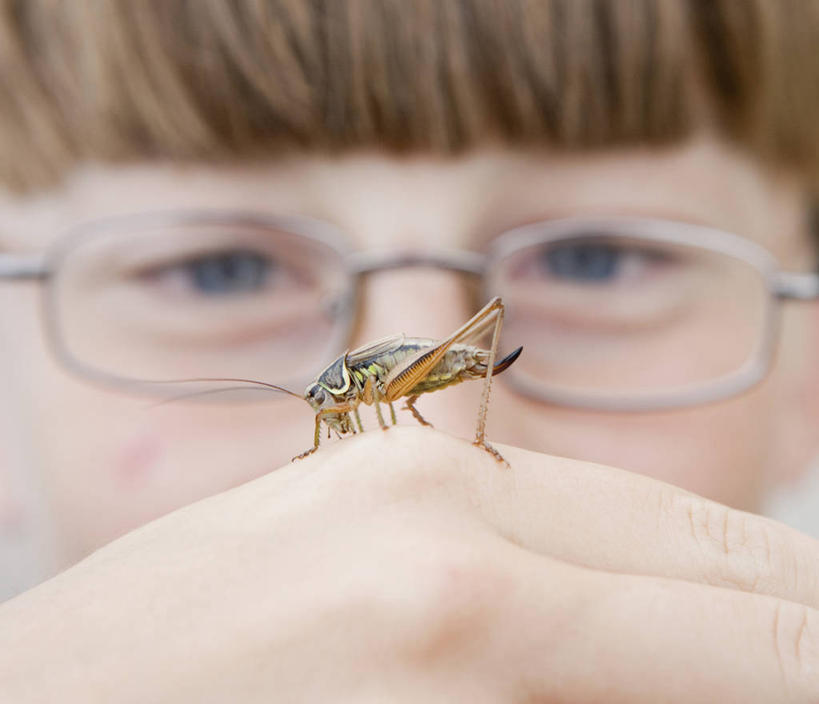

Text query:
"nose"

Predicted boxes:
[[350, 268, 491, 440], [353, 268, 474, 343]]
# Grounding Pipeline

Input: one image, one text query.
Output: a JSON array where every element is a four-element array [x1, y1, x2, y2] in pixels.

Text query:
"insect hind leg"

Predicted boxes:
[[472, 438, 509, 467], [473, 299, 508, 465]]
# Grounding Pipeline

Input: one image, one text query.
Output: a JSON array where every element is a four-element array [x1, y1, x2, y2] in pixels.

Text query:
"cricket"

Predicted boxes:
[[164, 297, 522, 464]]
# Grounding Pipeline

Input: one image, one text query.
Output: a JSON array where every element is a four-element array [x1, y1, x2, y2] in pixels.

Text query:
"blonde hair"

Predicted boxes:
[[1, 0, 818, 193]]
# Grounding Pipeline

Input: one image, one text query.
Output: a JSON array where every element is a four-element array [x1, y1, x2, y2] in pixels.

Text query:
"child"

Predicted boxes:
[[1, 2, 818, 700]]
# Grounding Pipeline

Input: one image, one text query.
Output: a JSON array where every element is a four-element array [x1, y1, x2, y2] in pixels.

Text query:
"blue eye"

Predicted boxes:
[[183, 250, 273, 295], [540, 242, 620, 282]]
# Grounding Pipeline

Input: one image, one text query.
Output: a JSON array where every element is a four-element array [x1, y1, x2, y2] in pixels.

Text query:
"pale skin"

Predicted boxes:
[[1, 134, 819, 700]]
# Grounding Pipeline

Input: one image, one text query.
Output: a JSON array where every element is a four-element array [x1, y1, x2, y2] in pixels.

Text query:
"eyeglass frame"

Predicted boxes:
[[1, 210, 817, 411]]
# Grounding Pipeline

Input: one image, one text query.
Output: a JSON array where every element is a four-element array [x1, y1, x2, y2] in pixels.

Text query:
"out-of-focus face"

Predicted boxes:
[[0, 134, 817, 574]]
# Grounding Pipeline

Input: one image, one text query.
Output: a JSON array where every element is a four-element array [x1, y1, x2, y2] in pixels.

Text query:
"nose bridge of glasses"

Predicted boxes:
[[346, 249, 486, 278], [0, 253, 49, 281]]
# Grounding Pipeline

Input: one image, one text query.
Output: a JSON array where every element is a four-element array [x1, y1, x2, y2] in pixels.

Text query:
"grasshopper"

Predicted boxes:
[[297, 296, 521, 463], [160, 297, 521, 464]]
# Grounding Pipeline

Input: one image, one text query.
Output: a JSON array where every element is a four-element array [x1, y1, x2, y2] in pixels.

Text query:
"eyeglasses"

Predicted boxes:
[[1, 211, 817, 410]]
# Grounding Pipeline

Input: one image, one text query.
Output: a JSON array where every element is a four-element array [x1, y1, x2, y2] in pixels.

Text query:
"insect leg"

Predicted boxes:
[[354, 407, 364, 433], [372, 388, 388, 431], [388, 402, 397, 425], [293, 405, 355, 461], [363, 376, 389, 430], [374, 297, 508, 463], [382, 297, 503, 402], [472, 300, 508, 466], [293, 413, 323, 461], [403, 394, 433, 427]]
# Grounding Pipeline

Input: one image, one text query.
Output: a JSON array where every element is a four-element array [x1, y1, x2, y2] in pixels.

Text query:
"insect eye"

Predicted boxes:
[[307, 385, 326, 405]]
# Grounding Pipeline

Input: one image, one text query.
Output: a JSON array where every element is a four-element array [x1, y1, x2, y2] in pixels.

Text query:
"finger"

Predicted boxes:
[[472, 441, 819, 611], [307, 428, 819, 611], [498, 555, 819, 703]]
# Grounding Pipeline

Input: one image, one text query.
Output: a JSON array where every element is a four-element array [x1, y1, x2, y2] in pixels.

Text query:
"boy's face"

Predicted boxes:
[[1, 134, 817, 570]]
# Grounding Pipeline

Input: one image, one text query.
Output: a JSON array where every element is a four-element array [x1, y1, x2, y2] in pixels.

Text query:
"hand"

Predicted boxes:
[[1, 427, 817, 702]]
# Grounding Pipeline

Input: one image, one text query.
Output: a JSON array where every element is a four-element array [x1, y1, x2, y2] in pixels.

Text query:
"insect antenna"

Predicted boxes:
[[149, 376, 301, 396], [145, 377, 303, 409], [147, 385, 296, 409]]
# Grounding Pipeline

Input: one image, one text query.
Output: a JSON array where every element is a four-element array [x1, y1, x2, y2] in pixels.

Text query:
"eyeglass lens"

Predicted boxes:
[[490, 233, 771, 399], [50, 221, 353, 389]]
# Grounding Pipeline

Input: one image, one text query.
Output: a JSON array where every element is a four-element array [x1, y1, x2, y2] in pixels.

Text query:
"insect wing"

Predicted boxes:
[[346, 333, 406, 367]]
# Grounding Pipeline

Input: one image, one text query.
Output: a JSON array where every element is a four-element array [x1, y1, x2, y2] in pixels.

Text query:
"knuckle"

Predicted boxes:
[[770, 601, 819, 694], [676, 494, 783, 592], [314, 522, 507, 663], [390, 541, 508, 660]]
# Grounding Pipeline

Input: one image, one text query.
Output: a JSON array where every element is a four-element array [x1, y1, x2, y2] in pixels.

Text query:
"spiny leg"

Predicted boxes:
[[293, 414, 323, 461], [372, 296, 507, 462], [472, 301, 508, 465], [381, 297, 504, 404], [474, 440, 508, 466], [403, 394, 433, 428]]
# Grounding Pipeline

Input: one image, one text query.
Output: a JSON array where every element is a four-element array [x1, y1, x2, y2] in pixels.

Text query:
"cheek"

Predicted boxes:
[[490, 381, 775, 511], [26, 381, 312, 567], [2, 271, 323, 570]]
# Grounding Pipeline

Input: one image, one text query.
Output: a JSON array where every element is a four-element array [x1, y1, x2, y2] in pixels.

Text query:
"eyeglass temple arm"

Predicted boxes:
[[0, 253, 49, 280], [773, 271, 819, 300]]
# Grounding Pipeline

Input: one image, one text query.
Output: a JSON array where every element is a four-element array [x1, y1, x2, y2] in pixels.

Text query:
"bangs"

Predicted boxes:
[[1, 0, 818, 191]]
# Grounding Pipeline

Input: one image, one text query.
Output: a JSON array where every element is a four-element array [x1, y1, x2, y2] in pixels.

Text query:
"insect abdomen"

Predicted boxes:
[[407, 345, 482, 395], [408, 344, 523, 395]]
